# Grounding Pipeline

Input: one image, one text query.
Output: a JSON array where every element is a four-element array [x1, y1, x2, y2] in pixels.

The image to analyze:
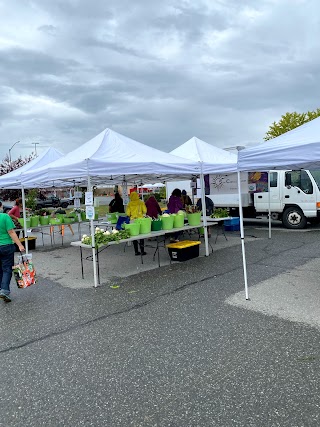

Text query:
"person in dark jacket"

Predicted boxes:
[[109, 192, 125, 213], [145, 195, 162, 219], [196, 196, 214, 216]]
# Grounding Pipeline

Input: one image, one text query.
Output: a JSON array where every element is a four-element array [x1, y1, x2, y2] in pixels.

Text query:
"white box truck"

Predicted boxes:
[[207, 170, 320, 229]]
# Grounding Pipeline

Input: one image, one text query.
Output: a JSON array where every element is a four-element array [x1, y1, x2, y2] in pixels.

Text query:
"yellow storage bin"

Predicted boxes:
[[166, 240, 201, 261]]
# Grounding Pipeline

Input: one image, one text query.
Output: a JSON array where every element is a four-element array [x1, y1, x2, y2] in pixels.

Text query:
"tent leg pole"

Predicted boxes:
[[200, 167, 209, 256], [237, 171, 249, 300]]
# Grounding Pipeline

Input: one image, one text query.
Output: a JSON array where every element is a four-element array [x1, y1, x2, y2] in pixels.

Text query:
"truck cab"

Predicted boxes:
[[254, 170, 320, 228]]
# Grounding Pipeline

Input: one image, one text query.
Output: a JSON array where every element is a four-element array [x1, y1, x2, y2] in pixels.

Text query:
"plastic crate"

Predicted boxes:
[[166, 240, 201, 262], [224, 217, 240, 226], [224, 224, 240, 232]]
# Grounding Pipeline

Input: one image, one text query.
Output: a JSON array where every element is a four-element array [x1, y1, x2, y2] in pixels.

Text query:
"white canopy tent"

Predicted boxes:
[[237, 116, 320, 299], [170, 136, 242, 273], [0, 147, 64, 189], [237, 116, 320, 171], [21, 128, 205, 287], [21, 128, 202, 187], [0, 147, 65, 253]]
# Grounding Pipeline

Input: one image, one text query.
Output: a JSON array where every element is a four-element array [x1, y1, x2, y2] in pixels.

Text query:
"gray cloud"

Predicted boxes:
[[1, 0, 320, 160]]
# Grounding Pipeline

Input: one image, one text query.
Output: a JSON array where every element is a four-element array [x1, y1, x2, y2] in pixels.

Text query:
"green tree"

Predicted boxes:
[[264, 109, 320, 140]]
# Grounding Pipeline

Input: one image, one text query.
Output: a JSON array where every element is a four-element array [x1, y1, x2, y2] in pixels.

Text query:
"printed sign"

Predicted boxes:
[[74, 198, 80, 208], [86, 206, 95, 220], [74, 191, 82, 198], [85, 191, 93, 206]]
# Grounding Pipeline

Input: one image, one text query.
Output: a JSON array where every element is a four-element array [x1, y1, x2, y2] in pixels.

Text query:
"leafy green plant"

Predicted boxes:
[[26, 189, 38, 212], [81, 227, 131, 247], [211, 208, 229, 218]]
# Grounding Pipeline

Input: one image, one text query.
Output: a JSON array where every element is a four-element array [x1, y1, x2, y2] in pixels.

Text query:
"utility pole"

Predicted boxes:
[[33, 142, 39, 155], [8, 140, 20, 165]]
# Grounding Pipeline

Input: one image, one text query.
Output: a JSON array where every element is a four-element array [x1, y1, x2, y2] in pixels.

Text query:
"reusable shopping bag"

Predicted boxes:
[[12, 253, 37, 288]]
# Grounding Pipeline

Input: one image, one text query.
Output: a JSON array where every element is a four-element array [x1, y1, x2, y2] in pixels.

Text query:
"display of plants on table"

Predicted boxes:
[[211, 208, 229, 218], [81, 227, 131, 247]]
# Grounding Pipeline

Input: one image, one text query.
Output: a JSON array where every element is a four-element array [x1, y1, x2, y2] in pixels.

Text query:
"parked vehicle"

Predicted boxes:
[[35, 196, 71, 210], [0, 199, 14, 213], [207, 170, 320, 229]]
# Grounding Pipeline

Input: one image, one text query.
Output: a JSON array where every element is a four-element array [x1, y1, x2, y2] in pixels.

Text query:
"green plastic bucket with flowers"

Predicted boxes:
[[81, 211, 87, 221], [187, 212, 201, 226], [173, 213, 184, 228], [161, 214, 174, 230], [39, 216, 49, 225], [187, 212, 201, 225], [135, 217, 151, 234], [124, 222, 140, 236]]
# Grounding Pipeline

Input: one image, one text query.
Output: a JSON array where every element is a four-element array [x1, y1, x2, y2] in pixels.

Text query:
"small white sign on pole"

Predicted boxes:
[[74, 198, 80, 208], [86, 206, 95, 220], [85, 191, 93, 206], [74, 191, 82, 198]]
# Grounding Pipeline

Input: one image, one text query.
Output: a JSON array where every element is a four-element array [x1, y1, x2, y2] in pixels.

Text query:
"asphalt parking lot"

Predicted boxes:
[[1, 219, 320, 426]]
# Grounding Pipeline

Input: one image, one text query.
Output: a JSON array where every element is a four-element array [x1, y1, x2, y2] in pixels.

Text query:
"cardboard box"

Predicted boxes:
[[166, 240, 201, 262]]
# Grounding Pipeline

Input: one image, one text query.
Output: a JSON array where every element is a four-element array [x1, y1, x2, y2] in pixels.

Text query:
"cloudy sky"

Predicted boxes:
[[0, 0, 319, 161]]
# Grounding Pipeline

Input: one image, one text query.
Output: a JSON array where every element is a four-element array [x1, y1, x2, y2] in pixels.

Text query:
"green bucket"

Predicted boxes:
[[56, 214, 65, 223], [18, 218, 31, 228], [187, 212, 201, 226], [124, 222, 140, 236], [64, 217, 74, 224], [135, 217, 151, 234], [151, 220, 162, 231], [30, 216, 40, 227], [81, 211, 87, 221], [161, 215, 174, 230], [107, 213, 118, 224], [39, 216, 50, 225], [173, 213, 184, 228], [50, 218, 62, 225]]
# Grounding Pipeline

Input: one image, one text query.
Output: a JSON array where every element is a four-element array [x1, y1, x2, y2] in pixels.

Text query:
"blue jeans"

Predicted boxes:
[[0, 244, 15, 296]]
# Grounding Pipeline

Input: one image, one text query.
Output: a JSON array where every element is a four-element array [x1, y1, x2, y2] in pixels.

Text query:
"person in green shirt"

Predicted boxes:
[[0, 201, 25, 303]]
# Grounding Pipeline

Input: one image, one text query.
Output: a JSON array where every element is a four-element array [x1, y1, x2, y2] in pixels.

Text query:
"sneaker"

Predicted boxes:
[[0, 293, 11, 303], [135, 252, 141, 256], [141, 251, 147, 256]]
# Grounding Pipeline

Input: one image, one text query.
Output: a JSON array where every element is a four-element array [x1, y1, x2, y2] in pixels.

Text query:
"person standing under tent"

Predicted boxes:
[[196, 196, 214, 216], [167, 188, 183, 242], [181, 189, 192, 209], [109, 192, 125, 213], [8, 198, 23, 237], [145, 194, 162, 219], [0, 201, 25, 302], [126, 192, 147, 256]]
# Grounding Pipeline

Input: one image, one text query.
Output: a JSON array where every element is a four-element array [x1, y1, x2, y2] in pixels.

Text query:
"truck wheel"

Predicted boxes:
[[282, 207, 307, 229], [61, 202, 69, 208]]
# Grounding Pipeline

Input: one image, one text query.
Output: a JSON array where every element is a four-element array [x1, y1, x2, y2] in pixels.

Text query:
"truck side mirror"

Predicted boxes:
[[285, 174, 292, 186]]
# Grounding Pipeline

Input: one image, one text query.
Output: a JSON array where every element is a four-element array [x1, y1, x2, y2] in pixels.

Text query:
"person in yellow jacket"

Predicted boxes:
[[126, 191, 147, 256]]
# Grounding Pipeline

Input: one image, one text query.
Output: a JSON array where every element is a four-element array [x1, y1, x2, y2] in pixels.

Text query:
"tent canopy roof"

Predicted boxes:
[[238, 116, 320, 171], [22, 128, 201, 187], [0, 147, 64, 189], [170, 136, 237, 173]]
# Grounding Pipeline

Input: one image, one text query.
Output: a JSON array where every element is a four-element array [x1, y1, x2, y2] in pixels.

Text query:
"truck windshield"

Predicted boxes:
[[309, 170, 320, 191]]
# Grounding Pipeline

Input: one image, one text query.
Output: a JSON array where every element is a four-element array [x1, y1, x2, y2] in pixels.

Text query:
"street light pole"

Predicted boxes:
[[33, 142, 39, 155], [8, 140, 20, 165]]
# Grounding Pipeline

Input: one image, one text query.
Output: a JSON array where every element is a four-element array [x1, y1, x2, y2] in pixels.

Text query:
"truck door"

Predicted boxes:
[[254, 171, 282, 212], [283, 170, 316, 217]]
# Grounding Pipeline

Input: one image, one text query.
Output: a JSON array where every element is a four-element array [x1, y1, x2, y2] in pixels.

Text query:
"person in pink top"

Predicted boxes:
[[8, 199, 23, 237], [8, 198, 22, 221]]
